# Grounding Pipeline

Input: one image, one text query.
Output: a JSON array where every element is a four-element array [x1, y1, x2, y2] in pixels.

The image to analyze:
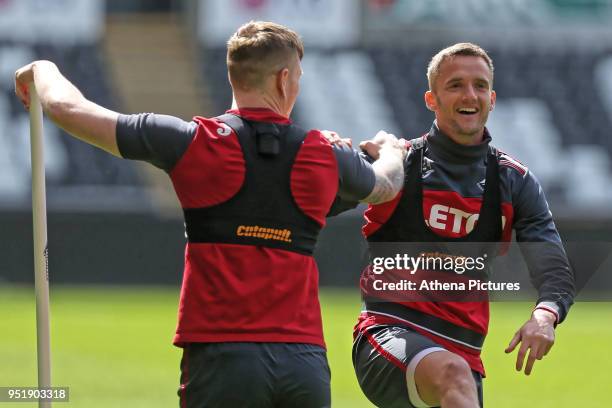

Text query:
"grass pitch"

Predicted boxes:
[[0, 286, 610, 407]]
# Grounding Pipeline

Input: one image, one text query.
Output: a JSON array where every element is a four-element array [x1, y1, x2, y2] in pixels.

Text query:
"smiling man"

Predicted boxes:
[[351, 43, 575, 407], [424, 49, 496, 145]]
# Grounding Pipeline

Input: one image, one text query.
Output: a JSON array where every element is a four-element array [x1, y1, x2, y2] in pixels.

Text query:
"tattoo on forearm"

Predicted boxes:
[[363, 150, 404, 204], [366, 175, 394, 204]]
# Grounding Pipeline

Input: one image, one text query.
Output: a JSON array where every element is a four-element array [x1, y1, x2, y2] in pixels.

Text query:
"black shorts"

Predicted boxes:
[[178, 342, 330, 408], [352, 325, 483, 408]]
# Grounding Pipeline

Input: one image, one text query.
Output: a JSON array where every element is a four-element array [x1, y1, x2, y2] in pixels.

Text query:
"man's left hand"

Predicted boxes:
[[320, 130, 352, 148], [359, 130, 406, 161], [504, 309, 556, 375]]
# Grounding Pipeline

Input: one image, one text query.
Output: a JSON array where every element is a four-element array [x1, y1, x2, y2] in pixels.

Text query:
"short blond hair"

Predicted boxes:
[[427, 43, 494, 91], [227, 21, 304, 91]]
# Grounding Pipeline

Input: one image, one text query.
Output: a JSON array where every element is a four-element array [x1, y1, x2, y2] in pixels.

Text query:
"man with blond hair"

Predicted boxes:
[[351, 43, 574, 407], [15, 21, 405, 407]]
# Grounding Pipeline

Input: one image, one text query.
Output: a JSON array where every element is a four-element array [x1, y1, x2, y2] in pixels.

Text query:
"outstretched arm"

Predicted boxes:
[[505, 169, 574, 375], [323, 130, 406, 214], [360, 131, 406, 204], [15, 60, 120, 156]]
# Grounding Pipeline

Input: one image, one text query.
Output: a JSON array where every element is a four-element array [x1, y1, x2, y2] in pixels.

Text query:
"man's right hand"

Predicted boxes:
[[14, 61, 39, 110], [14, 60, 121, 157]]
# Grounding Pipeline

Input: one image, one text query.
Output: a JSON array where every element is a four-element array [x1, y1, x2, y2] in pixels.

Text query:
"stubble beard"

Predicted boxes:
[[454, 111, 489, 141]]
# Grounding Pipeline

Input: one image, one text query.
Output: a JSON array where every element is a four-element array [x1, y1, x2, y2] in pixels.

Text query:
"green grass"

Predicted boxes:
[[0, 286, 610, 407]]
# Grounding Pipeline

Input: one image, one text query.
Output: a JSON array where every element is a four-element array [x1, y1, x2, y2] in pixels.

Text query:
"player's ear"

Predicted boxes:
[[425, 90, 437, 111], [490, 90, 496, 111], [276, 67, 289, 98]]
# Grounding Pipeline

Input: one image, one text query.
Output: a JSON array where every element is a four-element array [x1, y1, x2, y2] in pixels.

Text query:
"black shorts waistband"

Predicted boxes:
[[363, 301, 485, 350]]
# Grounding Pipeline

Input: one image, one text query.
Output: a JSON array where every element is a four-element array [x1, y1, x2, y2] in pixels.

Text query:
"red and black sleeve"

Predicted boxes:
[[116, 113, 197, 172]]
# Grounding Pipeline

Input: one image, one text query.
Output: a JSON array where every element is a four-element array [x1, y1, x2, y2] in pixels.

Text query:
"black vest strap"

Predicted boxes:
[[369, 137, 503, 243], [362, 137, 502, 347], [408, 135, 426, 151], [183, 114, 321, 256]]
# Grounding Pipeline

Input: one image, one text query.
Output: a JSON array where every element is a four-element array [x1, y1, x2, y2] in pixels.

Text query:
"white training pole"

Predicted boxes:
[[29, 84, 52, 408]]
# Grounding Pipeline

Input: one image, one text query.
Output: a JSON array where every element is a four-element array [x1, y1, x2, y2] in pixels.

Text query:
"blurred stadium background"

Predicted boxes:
[[1, 0, 612, 406]]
